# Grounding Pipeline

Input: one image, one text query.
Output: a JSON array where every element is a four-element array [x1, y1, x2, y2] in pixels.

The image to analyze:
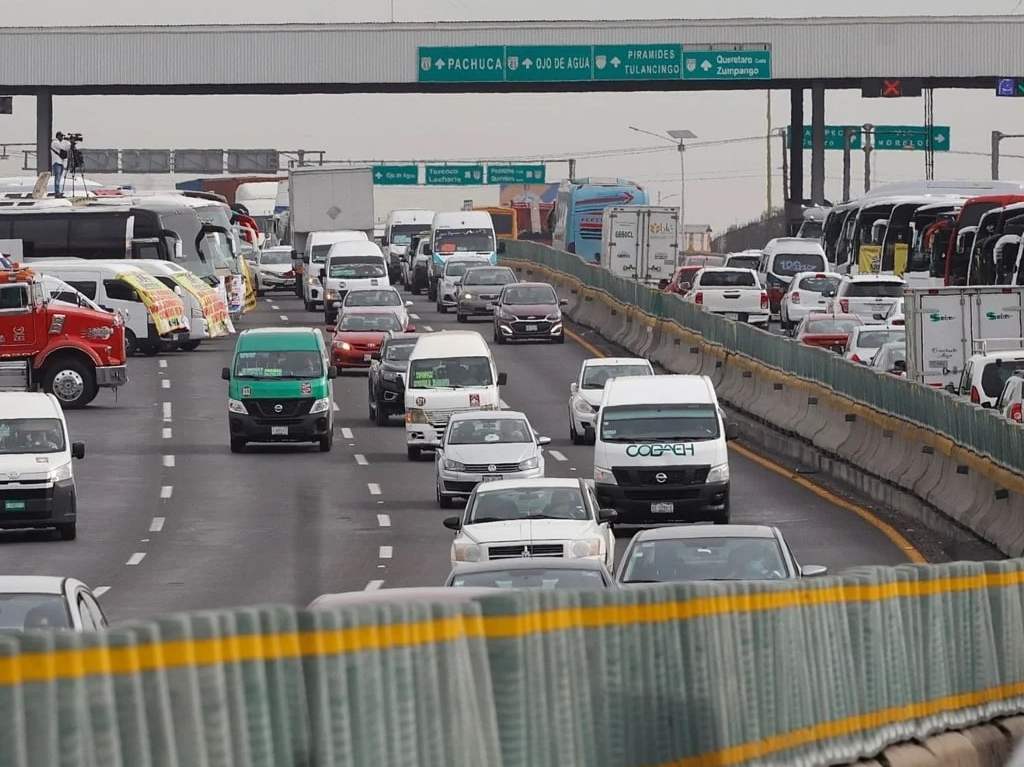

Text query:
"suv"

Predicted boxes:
[[956, 349, 1024, 408], [367, 333, 421, 426], [824, 274, 905, 324], [493, 282, 567, 343]]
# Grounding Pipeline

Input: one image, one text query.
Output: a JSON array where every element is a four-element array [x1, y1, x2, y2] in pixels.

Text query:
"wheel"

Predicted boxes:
[[437, 480, 454, 509], [456, 313, 466, 323], [139, 341, 160, 357], [230, 437, 246, 453], [713, 497, 731, 525], [407, 446, 421, 461], [570, 419, 585, 445], [125, 329, 138, 357], [554, 332, 565, 344], [428, 285, 437, 301], [375, 399, 389, 426], [438, 303, 447, 314], [368, 395, 376, 421], [319, 431, 333, 452], [304, 299, 314, 312], [56, 523, 76, 541], [178, 340, 202, 352], [43, 357, 97, 409], [494, 330, 505, 345]]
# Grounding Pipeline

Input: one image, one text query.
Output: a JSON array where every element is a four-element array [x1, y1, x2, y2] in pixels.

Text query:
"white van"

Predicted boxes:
[[404, 331, 508, 460], [384, 209, 434, 283], [0, 392, 86, 540], [302, 230, 369, 311], [321, 241, 389, 325], [592, 375, 736, 525], [425, 211, 500, 301], [758, 238, 828, 316], [28, 260, 189, 357]]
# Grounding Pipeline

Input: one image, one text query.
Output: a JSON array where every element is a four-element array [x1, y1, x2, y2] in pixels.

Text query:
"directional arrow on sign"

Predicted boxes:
[[611, 56, 621, 68], [934, 134, 946, 144], [701, 59, 713, 72], [436, 59, 445, 69], [374, 171, 384, 181]]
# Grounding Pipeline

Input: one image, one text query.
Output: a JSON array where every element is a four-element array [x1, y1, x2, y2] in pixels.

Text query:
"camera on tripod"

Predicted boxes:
[[63, 132, 83, 144], [60, 132, 84, 172]]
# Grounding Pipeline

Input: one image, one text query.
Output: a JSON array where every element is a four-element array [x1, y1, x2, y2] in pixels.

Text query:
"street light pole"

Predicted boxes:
[[629, 126, 696, 252]]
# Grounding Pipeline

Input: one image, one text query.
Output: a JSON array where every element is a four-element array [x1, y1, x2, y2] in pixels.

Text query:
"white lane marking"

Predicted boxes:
[[93, 586, 110, 597], [379, 545, 393, 559], [162, 427, 172, 439], [341, 427, 354, 439], [410, 313, 420, 319], [160, 485, 173, 499], [570, 467, 578, 472], [332, 402, 340, 412], [149, 517, 165, 532], [162, 402, 172, 422], [499, 399, 508, 409], [354, 454, 368, 466], [161, 379, 171, 390], [271, 304, 280, 310], [365, 580, 384, 590], [549, 450, 568, 462], [423, 325, 434, 332], [158, 360, 167, 369], [377, 513, 391, 527], [280, 315, 289, 321], [126, 552, 146, 566], [368, 483, 382, 496], [162, 455, 175, 468]]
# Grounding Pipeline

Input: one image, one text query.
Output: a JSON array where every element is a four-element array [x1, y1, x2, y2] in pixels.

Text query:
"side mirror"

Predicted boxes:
[[872, 313, 885, 321], [326, 325, 336, 333], [982, 401, 994, 409], [423, 245, 433, 256], [405, 300, 414, 307], [497, 372, 508, 386], [443, 515, 461, 531], [823, 288, 837, 298], [406, 324, 417, 332], [537, 436, 552, 446], [328, 366, 338, 379], [570, 382, 578, 394], [332, 301, 342, 309], [598, 508, 618, 523], [725, 421, 739, 441], [559, 298, 569, 306], [319, 268, 326, 279], [370, 352, 381, 362], [71, 442, 85, 460], [221, 366, 231, 381], [800, 564, 828, 577], [497, 241, 507, 254], [945, 383, 958, 394], [892, 360, 907, 373]]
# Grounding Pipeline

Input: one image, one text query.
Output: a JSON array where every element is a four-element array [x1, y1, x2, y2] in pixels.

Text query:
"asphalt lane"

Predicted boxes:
[[0, 283, 926, 621]]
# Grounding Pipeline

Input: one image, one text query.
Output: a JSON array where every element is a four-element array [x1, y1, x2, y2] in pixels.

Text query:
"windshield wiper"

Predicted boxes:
[[525, 513, 567, 520], [468, 516, 508, 524]]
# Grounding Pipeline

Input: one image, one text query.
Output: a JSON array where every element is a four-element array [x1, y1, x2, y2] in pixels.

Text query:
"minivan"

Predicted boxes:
[[222, 327, 336, 453], [758, 238, 829, 315], [302, 230, 369, 311], [404, 331, 507, 460], [321, 241, 390, 325]]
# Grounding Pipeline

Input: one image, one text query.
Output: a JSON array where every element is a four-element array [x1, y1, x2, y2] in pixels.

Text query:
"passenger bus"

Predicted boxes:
[[943, 194, 1024, 285], [551, 178, 648, 262], [473, 207, 518, 241]]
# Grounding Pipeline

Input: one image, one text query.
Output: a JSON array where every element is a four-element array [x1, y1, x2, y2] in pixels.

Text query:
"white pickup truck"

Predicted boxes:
[[682, 268, 769, 326]]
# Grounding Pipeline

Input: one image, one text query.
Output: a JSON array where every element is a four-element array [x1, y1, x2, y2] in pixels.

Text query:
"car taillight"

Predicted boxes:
[[694, 291, 703, 305], [839, 299, 849, 313], [1011, 403, 1022, 423], [970, 386, 981, 404], [791, 292, 801, 304], [760, 291, 769, 310]]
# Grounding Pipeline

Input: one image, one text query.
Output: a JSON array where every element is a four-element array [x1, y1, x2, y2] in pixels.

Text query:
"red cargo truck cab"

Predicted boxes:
[[0, 266, 127, 408]]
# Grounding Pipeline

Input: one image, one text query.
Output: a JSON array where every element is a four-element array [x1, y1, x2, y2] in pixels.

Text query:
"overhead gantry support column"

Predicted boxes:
[[811, 81, 826, 206], [36, 89, 53, 174], [787, 88, 804, 235]]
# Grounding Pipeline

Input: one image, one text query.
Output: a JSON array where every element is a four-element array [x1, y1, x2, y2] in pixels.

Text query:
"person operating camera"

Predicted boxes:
[[49, 131, 69, 198]]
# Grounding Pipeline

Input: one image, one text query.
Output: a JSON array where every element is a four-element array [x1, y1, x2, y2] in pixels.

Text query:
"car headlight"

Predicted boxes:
[[594, 466, 617, 484], [382, 371, 400, 382], [48, 463, 73, 483], [443, 458, 466, 471], [336, 342, 351, 351], [83, 326, 114, 340], [546, 313, 561, 322], [573, 398, 596, 415], [496, 309, 513, 320], [570, 537, 603, 559], [307, 276, 320, 286], [405, 407, 429, 424], [707, 462, 730, 483], [324, 290, 337, 300], [228, 398, 247, 414], [462, 292, 473, 300], [519, 456, 539, 471], [309, 397, 331, 414], [453, 541, 483, 562]]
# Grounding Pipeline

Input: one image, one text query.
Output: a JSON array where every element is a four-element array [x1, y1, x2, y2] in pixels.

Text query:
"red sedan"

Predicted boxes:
[[331, 311, 404, 370], [664, 265, 703, 295], [794, 313, 864, 354]]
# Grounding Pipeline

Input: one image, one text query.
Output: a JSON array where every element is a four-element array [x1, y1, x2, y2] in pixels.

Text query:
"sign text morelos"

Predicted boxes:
[[418, 44, 772, 83]]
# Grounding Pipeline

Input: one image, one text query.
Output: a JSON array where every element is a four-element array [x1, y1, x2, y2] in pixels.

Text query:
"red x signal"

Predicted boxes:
[[882, 79, 903, 97]]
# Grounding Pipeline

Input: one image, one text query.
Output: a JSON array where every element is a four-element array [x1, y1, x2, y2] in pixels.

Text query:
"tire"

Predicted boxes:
[[456, 313, 466, 323], [56, 523, 76, 541], [304, 299, 314, 312], [428, 284, 437, 302], [178, 340, 202, 352], [438, 303, 447, 314], [713, 497, 731, 525], [43, 357, 97, 409], [230, 437, 246, 453], [570, 419, 584, 445], [554, 332, 565, 344], [368, 394, 376, 422], [407, 446, 421, 461], [139, 341, 160, 357], [125, 329, 138, 357], [437, 481, 454, 509], [375, 399, 389, 426], [319, 431, 333, 452]]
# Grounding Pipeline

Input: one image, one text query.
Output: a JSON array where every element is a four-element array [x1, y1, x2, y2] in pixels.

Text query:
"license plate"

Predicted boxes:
[[651, 502, 674, 514], [525, 324, 538, 332], [482, 474, 503, 482], [724, 313, 739, 320], [271, 426, 289, 436], [363, 354, 372, 361], [5, 500, 25, 512]]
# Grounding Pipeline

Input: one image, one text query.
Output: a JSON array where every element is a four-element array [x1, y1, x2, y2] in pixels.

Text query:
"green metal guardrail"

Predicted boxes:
[[504, 241, 1024, 478], [4, 563, 1024, 766]]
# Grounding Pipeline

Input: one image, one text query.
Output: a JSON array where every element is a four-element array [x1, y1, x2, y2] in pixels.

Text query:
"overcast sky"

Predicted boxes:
[[2, 0, 1023, 231]]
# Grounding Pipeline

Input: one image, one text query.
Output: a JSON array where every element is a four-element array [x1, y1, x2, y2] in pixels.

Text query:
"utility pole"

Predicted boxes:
[[766, 91, 773, 215], [778, 128, 789, 205], [842, 127, 857, 202], [567, 158, 576, 180], [924, 88, 935, 181], [863, 124, 874, 194], [991, 132, 1024, 180]]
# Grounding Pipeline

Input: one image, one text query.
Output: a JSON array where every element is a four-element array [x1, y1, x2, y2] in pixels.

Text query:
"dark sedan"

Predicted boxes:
[[445, 558, 614, 589], [492, 282, 567, 344], [456, 266, 517, 322], [367, 332, 421, 425]]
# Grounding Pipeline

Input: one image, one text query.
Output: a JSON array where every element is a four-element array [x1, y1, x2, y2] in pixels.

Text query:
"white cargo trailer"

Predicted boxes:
[[288, 166, 374, 259], [600, 206, 679, 287], [904, 286, 1024, 388]]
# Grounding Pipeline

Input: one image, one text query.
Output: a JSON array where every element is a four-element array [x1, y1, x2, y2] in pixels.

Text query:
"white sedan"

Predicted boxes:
[[442, 477, 617, 570], [340, 287, 414, 330], [435, 411, 548, 507], [0, 575, 108, 631], [568, 357, 654, 444]]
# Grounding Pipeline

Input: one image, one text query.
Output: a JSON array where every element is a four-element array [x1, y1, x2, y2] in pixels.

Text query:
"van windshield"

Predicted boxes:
[[0, 418, 65, 454], [234, 350, 323, 379], [329, 258, 386, 279], [390, 224, 430, 245], [435, 228, 495, 254], [772, 253, 826, 276], [201, 231, 238, 274], [582, 364, 652, 389], [409, 356, 494, 389], [600, 404, 720, 442]]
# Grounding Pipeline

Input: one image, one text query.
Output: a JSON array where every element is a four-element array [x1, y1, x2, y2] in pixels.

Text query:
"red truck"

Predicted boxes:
[[0, 266, 128, 408]]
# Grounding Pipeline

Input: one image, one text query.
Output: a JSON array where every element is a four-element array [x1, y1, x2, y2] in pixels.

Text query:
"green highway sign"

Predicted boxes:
[[504, 46, 593, 82], [372, 165, 418, 185], [682, 49, 771, 80], [790, 125, 863, 150], [486, 165, 546, 184], [417, 44, 771, 83], [425, 165, 485, 185], [418, 46, 505, 83], [593, 44, 681, 81], [873, 125, 950, 151]]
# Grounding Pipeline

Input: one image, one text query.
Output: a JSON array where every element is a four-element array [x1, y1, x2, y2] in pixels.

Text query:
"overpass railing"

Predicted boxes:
[[4, 561, 1024, 766]]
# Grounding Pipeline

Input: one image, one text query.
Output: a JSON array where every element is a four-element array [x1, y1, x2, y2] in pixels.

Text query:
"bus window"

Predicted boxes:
[[69, 214, 127, 259], [11, 215, 69, 258]]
